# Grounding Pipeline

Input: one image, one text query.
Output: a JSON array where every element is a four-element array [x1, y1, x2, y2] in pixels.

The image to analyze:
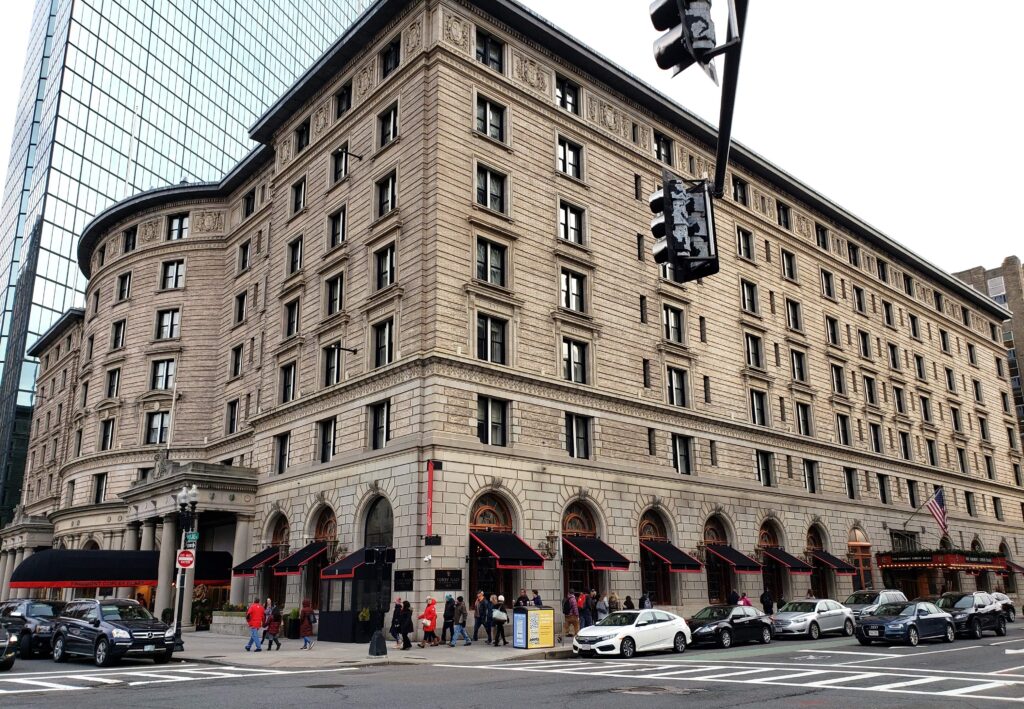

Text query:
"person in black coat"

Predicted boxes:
[[389, 597, 403, 649], [727, 589, 740, 606], [399, 600, 414, 650], [759, 589, 774, 615], [623, 595, 635, 610], [441, 594, 456, 644]]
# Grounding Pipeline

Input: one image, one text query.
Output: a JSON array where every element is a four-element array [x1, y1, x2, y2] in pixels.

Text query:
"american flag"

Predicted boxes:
[[926, 488, 948, 535]]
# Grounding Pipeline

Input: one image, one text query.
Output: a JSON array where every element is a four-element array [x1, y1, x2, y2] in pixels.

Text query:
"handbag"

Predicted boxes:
[[492, 609, 507, 623], [420, 617, 430, 627]]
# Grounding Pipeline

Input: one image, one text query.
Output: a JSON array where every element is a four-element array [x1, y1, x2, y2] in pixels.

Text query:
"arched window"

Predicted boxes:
[[806, 527, 824, 551], [364, 497, 394, 548], [972, 539, 991, 592], [639, 511, 668, 541], [470, 494, 512, 532], [703, 516, 731, 604], [757, 521, 786, 603], [757, 522, 780, 548], [271, 515, 290, 549], [266, 515, 290, 608], [848, 527, 873, 591], [82, 539, 100, 551], [469, 494, 516, 601], [639, 510, 671, 604], [314, 507, 337, 542], [703, 517, 728, 545], [562, 502, 599, 598], [806, 526, 829, 599], [562, 502, 596, 537], [1001, 543, 1017, 594]]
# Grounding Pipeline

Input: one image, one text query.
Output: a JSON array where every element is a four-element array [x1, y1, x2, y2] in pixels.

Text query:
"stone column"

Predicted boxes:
[[8, 548, 24, 599], [155, 514, 178, 618], [0, 551, 10, 599], [230, 514, 252, 605], [118, 522, 142, 598], [16, 547, 34, 599], [140, 519, 156, 551]]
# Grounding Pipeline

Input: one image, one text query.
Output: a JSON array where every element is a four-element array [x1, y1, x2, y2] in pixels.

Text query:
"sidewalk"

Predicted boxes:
[[176, 631, 573, 668]]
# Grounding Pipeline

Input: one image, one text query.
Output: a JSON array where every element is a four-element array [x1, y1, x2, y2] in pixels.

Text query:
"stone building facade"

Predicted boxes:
[[2, 0, 1022, 629]]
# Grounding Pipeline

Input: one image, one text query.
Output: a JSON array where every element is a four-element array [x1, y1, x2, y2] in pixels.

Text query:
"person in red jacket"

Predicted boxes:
[[418, 596, 438, 647], [244, 597, 264, 652], [264, 606, 283, 650]]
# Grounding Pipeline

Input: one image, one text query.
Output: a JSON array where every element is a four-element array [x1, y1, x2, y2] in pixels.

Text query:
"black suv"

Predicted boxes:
[[0, 599, 65, 658], [0, 625, 15, 671], [936, 591, 1007, 638], [52, 599, 174, 666]]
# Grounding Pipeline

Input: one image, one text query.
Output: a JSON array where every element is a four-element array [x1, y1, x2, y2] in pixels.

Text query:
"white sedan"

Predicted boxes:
[[573, 609, 691, 658]]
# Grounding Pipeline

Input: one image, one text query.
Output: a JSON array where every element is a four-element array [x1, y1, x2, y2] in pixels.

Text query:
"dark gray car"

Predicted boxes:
[[843, 589, 907, 620], [51, 599, 173, 666]]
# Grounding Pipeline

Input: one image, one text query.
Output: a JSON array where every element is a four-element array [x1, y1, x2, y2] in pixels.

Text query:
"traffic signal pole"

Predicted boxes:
[[710, 0, 748, 198]]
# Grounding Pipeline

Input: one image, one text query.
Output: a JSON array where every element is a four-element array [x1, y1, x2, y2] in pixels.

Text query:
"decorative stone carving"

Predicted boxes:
[[586, 96, 631, 142], [355, 60, 376, 100], [405, 19, 422, 54], [312, 103, 329, 137], [795, 213, 813, 238], [278, 137, 293, 167], [192, 210, 224, 234], [577, 486, 589, 501], [442, 10, 470, 51], [637, 125, 651, 151], [512, 51, 549, 94], [139, 219, 159, 243], [488, 476, 502, 490]]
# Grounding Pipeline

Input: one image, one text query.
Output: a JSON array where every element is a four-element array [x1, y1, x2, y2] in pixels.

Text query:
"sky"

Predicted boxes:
[[0, 1, 1019, 275]]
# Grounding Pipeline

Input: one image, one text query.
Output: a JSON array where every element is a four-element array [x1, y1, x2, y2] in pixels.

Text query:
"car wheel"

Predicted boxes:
[[717, 628, 733, 649], [760, 626, 772, 645], [0, 657, 13, 672], [1009, 608, 1016, 623], [51, 635, 68, 663], [672, 632, 687, 653], [153, 650, 173, 665], [94, 638, 113, 667], [619, 637, 636, 659], [943, 624, 955, 643], [843, 619, 855, 637], [996, 617, 1008, 637], [808, 622, 820, 640], [857, 637, 873, 646], [906, 626, 919, 647], [970, 618, 983, 640], [19, 633, 35, 659]]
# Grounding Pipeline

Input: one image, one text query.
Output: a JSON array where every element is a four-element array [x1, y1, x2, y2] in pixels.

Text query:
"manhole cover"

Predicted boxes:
[[610, 686, 706, 696], [307, 684, 346, 689]]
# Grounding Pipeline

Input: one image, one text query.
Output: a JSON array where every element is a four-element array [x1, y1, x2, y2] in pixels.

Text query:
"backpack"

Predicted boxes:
[[562, 597, 574, 615]]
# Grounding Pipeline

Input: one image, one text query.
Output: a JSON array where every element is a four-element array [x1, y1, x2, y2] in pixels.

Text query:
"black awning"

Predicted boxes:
[[471, 531, 545, 570], [322, 548, 366, 580], [705, 544, 762, 574], [1008, 561, 1024, 575], [761, 547, 814, 575], [10, 549, 232, 588], [232, 547, 280, 577], [195, 551, 233, 586], [563, 535, 630, 571], [640, 540, 702, 573], [809, 549, 857, 576], [273, 541, 328, 576]]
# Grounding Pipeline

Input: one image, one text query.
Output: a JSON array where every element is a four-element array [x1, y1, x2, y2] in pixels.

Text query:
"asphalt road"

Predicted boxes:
[[4, 623, 1024, 707]]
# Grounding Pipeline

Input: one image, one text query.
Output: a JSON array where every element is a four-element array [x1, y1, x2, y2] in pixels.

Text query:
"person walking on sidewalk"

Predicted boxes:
[[264, 607, 283, 651], [473, 591, 492, 643], [440, 594, 455, 644], [563, 591, 580, 638], [492, 595, 509, 646], [450, 596, 472, 646], [399, 600, 414, 650], [389, 597, 403, 649], [738, 593, 752, 607], [578, 592, 591, 629], [609, 592, 621, 613], [418, 597, 439, 647], [759, 588, 774, 615], [532, 589, 543, 607], [244, 597, 264, 652], [596, 594, 609, 622], [299, 599, 317, 650]]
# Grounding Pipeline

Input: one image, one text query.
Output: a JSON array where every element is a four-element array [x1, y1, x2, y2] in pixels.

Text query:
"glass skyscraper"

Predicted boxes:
[[0, 0, 371, 522]]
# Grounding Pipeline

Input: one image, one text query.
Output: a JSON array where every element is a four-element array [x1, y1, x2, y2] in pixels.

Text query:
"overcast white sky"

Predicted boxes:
[[0, 1, 1019, 274]]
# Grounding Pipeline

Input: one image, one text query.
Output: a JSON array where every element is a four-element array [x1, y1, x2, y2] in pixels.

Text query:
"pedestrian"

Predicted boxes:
[[609, 592, 620, 613], [264, 606, 283, 651], [487, 594, 498, 642], [473, 591, 492, 643], [759, 588, 774, 615], [805, 589, 816, 599], [727, 589, 740, 605], [441, 594, 455, 644], [492, 595, 509, 646], [299, 598, 317, 649], [578, 591, 591, 628], [244, 597, 264, 652], [623, 595, 635, 610], [738, 592, 752, 607], [588, 590, 599, 622], [562, 591, 580, 638], [261, 598, 277, 650], [515, 588, 530, 607], [532, 589, 543, 607], [639, 592, 653, 610], [390, 597, 403, 649], [450, 595, 472, 646], [778, 594, 786, 610], [417, 596, 439, 647], [596, 594, 609, 622], [399, 600, 414, 650]]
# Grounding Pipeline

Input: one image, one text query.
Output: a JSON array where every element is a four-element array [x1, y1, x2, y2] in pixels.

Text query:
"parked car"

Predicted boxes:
[[51, 598, 174, 666], [772, 599, 855, 639], [0, 625, 15, 671], [856, 600, 955, 646], [842, 589, 908, 620], [991, 592, 1017, 623], [936, 591, 1007, 639], [0, 599, 65, 658], [573, 609, 691, 658], [687, 604, 773, 648]]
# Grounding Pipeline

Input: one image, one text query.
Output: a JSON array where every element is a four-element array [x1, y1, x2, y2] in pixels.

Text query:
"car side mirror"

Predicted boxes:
[[635, 620, 648, 627], [917, 608, 927, 616], [91, 618, 101, 627]]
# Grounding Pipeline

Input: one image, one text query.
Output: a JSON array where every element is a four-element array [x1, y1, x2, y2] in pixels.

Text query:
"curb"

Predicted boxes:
[[175, 646, 575, 669]]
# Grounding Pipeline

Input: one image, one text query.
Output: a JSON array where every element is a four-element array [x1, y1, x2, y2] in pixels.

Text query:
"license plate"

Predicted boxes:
[[867, 630, 879, 637], [578, 643, 591, 650], [144, 644, 155, 652]]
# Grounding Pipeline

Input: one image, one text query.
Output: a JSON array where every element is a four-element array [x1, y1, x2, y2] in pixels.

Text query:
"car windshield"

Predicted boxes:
[[692, 606, 731, 621], [844, 592, 878, 605], [27, 603, 60, 617], [596, 612, 637, 627], [779, 602, 817, 613], [101, 604, 153, 621], [874, 603, 912, 617], [936, 595, 974, 610]]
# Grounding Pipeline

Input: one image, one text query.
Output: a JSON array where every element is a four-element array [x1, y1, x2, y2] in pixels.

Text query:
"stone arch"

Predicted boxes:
[[1000, 541, 1017, 594], [632, 494, 680, 544], [756, 514, 788, 549], [262, 510, 291, 547], [971, 536, 985, 551], [561, 499, 601, 537], [465, 479, 525, 534], [806, 522, 830, 552], [701, 509, 737, 546], [304, 500, 338, 542], [352, 481, 397, 549], [361, 495, 395, 549], [555, 486, 610, 538], [82, 538, 101, 551]]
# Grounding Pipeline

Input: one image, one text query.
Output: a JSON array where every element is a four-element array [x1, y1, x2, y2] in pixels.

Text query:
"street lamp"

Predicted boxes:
[[172, 484, 198, 650]]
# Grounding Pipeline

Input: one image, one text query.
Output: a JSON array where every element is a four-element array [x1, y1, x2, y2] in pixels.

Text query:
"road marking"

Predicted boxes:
[[64, 675, 122, 684], [807, 672, 882, 686], [699, 668, 775, 680], [998, 665, 1024, 675], [2, 678, 84, 691], [792, 649, 900, 658], [870, 676, 947, 690], [750, 670, 827, 682], [645, 666, 725, 678], [992, 639, 1024, 646], [938, 680, 1009, 696]]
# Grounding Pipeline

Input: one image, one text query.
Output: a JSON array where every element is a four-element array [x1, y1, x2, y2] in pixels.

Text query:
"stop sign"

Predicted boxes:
[[176, 549, 195, 569]]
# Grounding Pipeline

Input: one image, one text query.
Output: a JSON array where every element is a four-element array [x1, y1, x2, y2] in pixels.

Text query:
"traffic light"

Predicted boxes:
[[650, 173, 718, 283], [650, 0, 718, 81]]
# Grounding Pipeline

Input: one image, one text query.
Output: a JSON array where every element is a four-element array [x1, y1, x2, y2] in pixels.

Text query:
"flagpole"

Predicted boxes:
[[901, 486, 940, 530]]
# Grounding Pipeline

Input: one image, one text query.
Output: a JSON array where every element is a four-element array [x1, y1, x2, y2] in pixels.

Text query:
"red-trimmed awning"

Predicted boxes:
[[232, 547, 280, 577], [640, 539, 702, 573], [809, 549, 857, 576], [321, 548, 367, 579], [10, 549, 231, 588], [761, 547, 813, 575], [876, 550, 1006, 571], [563, 535, 630, 571], [471, 531, 545, 570], [273, 541, 328, 576], [1007, 560, 1024, 575], [705, 544, 761, 574]]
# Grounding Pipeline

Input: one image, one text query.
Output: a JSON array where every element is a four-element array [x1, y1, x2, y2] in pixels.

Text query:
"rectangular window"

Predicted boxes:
[[903, 273, 914, 296], [826, 316, 841, 346], [477, 396, 507, 446], [110, 320, 126, 349], [844, 467, 858, 499], [914, 354, 926, 379], [908, 313, 919, 338], [972, 379, 983, 403], [994, 497, 1003, 521], [562, 338, 588, 383], [116, 272, 131, 301], [557, 137, 582, 179], [332, 145, 349, 183], [781, 249, 797, 280], [852, 286, 866, 313], [226, 400, 239, 435], [740, 280, 759, 314], [476, 238, 506, 286], [877, 473, 890, 504], [475, 165, 505, 213], [978, 416, 990, 441], [291, 178, 306, 213], [374, 319, 394, 367], [475, 30, 504, 71], [985, 454, 995, 479], [325, 273, 344, 316], [815, 224, 829, 250], [234, 292, 247, 323], [322, 343, 342, 386], [956, 447, 969, 473], [476, 96, 506, 141], [821, 269, 835, 298], [565, 412, 591, 459], [736, 227, 753, 259], [944, 367, 956, 392], [370, 400, 391, 449], [284, 299, 300, 338], [238, 242, 251, 272], [836, 413, 852, 445], [560, 269, 586, 312], [732, 177, 748, 205], [777, 201, 791, 229], [381, 39, 400, 77], [287, 236, 303, 274], [804, 460, 819, 493], [156, 309, 180, 339], [1009, 426, 1019, 450], [555, 75, 579, 114], [926, 439, 938, 466], [667, 367, 689, 407], [241, 189, 256, 218], [796, 401, 812, 436], [377, 171, 397, 216], [950, 406, 962, 432], [374, 243, 396, 290], [636, 233, 645, 261], [791, 349, 807, 382], [230, 345, 243, 378], [785, 298, 802, 331], [888, 342, 900, 369], [161, 260, 184, 289], [869, 422, 883, 452], [755, 450, 773, 486], [919, 395, 932, 423], [965, 490, 976, 517], [750, 389, 768, 426], [899, 430, 912, 460], [328, 207, 346, 248], [378, 103, 398, 147], [476, 314, 506, 364], [863, 375, 877, 406], [335, 81, 352, 118], [876, 258, 889, 282], [882, 300, 894, 327], [654, 132, 673, 165], [857, 330, 871, 358], [280, 362, 297, 403], [558, 201, 584, 244], [105, 368, 121, 398], [847, 241, 860, 267], [123, 226, 137, 253], [150, 359, 175, 390], [93, 473, 108, 504], [893, 385, 906, 414], [275, 432, 290, 474], [745, 332, 764, 369], [672, 434, 692, 474], [318, 417, 336, 463], [100, 420, 115, 451], [663, 305, 685, 343], [294, 118, 310, 153], [934, 291, 944, 312], [167, 213, 189, 241]]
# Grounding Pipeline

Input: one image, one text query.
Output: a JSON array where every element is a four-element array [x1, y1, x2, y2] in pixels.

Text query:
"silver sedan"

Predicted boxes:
[[772, 599, 856, 639]]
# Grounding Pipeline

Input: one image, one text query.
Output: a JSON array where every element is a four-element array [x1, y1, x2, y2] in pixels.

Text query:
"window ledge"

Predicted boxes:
[[554, 171, 589, 190], [373, 135, 402, 162], [326, 174, 350, 196], [471, 202, 513, 223], [472, 129, 513, 153], [287, 207, 307, 225]]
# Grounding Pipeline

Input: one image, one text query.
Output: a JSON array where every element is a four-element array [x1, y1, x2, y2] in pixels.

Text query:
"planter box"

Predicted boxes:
[[210, 611, 250, 637]]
